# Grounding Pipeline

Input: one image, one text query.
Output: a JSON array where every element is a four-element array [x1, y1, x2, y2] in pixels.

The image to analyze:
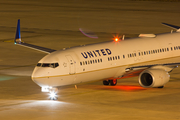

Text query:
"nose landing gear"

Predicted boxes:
[[103, 79, 117, 86]]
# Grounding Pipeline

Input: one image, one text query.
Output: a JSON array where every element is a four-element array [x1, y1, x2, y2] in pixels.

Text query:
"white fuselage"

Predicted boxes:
[[32, 32, 180, 88]]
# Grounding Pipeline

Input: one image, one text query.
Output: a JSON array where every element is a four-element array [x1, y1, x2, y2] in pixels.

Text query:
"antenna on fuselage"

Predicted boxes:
[[122, 35, 125, 40], [171, 30, 173, 33]]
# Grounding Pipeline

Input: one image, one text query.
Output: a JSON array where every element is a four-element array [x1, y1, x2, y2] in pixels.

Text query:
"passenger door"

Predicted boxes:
[[66, 55, 76, 74]]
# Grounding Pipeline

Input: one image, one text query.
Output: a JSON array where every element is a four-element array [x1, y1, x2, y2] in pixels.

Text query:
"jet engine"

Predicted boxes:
[[139, 69, 170, 88]]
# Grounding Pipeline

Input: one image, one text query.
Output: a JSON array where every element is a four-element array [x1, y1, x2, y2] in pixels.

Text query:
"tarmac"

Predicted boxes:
[[0, 0, 180, 119]]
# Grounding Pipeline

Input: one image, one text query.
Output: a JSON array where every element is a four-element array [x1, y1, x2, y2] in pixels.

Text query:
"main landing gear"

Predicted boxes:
[[103, 79, 117, 86], [157, 86, 164, 88]]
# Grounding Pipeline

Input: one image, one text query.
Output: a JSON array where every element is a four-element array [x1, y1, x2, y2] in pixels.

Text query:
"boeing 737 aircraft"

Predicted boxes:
[[14, 19, 180, 100]]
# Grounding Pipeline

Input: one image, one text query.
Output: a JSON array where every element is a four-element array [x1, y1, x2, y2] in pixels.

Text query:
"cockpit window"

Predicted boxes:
[[37, 63, 59, 68], [42, 63, 50, 67], [54, 63, 59, 67], [37, 63, 42, 67]]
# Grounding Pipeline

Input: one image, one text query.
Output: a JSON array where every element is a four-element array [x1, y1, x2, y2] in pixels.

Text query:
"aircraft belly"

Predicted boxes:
[[48, 75, 75, 86], [74, 66, 126, 83]]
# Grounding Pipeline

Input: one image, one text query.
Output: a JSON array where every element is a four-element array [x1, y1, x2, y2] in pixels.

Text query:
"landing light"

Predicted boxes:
[[41, 87, 50, 92], [49, 92, 58, 100], [50, 92, 56, 98]]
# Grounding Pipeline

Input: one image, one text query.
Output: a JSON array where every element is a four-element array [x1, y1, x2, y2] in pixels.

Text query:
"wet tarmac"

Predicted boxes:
[[0, 0, 180, 119]]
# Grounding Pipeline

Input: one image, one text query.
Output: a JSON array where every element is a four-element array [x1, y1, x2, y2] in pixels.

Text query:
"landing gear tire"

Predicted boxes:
[[157, 86, 164, 88], [103, 80, 109, 85], [110, 79, 117, 86]]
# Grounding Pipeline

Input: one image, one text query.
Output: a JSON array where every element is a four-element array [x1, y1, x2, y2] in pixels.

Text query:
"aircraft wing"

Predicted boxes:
[[14, 19, 56, 54], [162, 22, 180, 30], [115, 55, 180, 80], [117, 63, 178, 80], [126, 62, 179, 71]]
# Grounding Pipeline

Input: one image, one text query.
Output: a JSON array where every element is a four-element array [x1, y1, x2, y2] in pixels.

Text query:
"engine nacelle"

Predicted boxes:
[[139, 69, 170, 88]]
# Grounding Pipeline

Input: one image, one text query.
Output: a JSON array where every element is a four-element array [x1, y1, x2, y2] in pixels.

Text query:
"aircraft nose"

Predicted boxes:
[[31, 67, 45, 83], [31, 67, 50, 87], [32, 67, 42, 81]]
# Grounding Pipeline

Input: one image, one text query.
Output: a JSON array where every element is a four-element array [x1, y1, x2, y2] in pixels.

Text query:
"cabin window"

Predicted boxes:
[[123, 55, 125, 58], [167, 48, 169, 51], [95, 60, 97, 63], [176, 46, 179, 50], [144, 51, 146, 55], [134, 53, 136, 57], [118, 56, 120, 59]]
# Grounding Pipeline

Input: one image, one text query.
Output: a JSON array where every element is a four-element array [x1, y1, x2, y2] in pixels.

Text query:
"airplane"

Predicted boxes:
[[14, 19, 180, 100]]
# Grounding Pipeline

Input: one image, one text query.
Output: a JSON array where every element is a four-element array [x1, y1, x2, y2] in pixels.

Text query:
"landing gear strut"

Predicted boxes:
[[103, 79, 117, 86], [103, 80, 109, 85]]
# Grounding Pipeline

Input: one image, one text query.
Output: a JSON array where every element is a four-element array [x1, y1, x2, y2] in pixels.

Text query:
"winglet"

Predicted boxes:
[[13, 19, 56, 53], [162, 22, 180, 32], [14, 19, 21, 44]]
